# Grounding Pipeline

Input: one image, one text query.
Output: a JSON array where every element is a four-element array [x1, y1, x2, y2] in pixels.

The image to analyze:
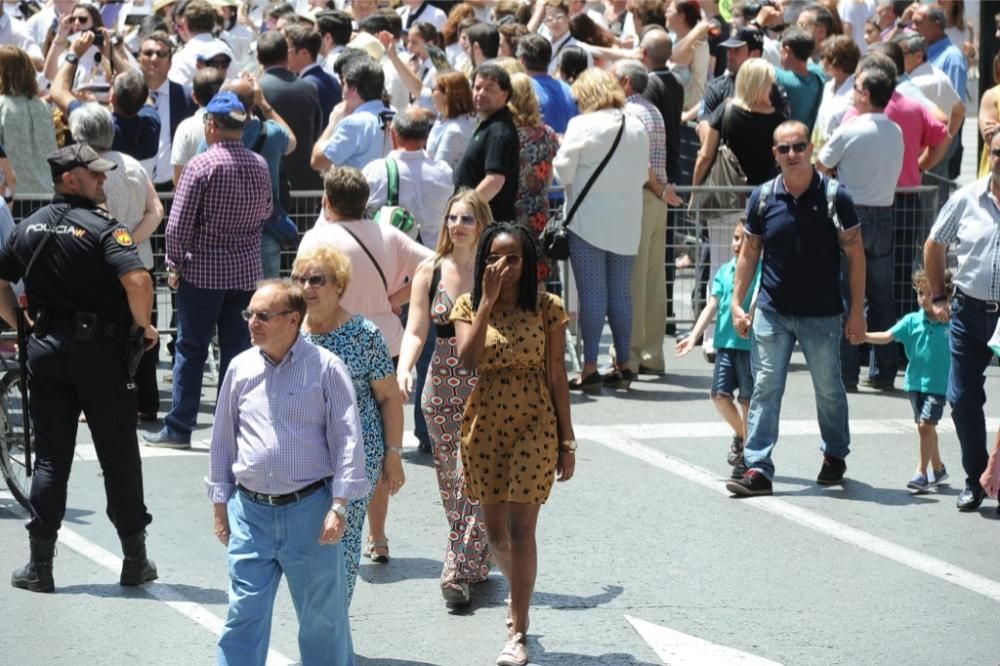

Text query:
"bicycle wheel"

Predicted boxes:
[[0, 368, 32, 511]]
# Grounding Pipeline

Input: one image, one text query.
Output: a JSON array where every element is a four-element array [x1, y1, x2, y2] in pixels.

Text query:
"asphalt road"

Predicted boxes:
[[3, 339, 999, 666]]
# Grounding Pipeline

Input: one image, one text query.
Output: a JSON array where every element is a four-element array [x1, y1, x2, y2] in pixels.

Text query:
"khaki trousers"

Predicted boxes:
[[628, 189, 669, 370]]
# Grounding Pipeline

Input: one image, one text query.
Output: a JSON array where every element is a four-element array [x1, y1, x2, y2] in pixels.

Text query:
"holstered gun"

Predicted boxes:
[[125, 327, 145, 378]]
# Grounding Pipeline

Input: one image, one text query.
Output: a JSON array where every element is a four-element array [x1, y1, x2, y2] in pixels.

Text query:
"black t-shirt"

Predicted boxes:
[[0, 194, 145, 324], [453, 107, 520, 223], [700, 72, 788, 123], [644, 69, 684, 182], [745, 171, 860, 316], [710, 103, 784, 186]]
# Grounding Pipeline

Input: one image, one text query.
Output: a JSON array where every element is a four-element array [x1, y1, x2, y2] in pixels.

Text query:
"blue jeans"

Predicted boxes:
[[219, 486, 354, 666], [947, 293, 1000, 489], [261, 234, 282, 279], [163, 281, 251, 438], [744, 308, 851, 480], [840, 205, 897, 386]]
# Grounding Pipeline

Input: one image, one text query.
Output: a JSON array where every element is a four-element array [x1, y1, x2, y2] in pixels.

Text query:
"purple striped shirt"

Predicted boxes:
[[626, 95, 667, 184], [206, 335, 370, 504], [166, 140, 273, 290]]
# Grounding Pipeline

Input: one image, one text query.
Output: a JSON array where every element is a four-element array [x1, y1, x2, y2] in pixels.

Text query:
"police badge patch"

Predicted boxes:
[[113, 228, 134, 246]]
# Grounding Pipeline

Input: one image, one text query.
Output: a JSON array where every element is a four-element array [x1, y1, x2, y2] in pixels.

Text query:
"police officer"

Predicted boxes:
[[1, 144, 159, 593]]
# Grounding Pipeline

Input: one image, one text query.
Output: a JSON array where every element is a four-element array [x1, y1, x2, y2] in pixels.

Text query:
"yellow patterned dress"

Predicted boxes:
[[450, 292, 569, 504]]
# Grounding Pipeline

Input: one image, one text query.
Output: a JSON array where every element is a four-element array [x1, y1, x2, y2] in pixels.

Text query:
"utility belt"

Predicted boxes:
[[33, 309, 133, 342], [33, 309, 146, 376]]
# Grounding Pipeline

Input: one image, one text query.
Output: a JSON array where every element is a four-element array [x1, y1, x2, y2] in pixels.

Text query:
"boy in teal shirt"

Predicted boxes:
[[677, 222, 761, 472], [865, 270, 951, 492]]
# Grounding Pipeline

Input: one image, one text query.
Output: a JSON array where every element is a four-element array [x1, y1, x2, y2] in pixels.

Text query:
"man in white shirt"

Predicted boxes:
[[817, 67, 904, 392], [0, 2, 42, 68], [169, 0, 234, 86], [362, 106, 452, 250], [139, 32, 196, 190], [316, 9, 351, 75], [171, 67, 226, 184], [25, 0, 73, 52], [900, 34, 965, 146], [537, 0, 592, 75]]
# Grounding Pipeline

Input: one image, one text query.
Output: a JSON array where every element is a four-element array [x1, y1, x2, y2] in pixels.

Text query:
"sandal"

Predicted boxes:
[[441, 580, 471, 607], [568, 371, 602, 393], [496, 633, 527, 666], [363, 539, 389, 563]]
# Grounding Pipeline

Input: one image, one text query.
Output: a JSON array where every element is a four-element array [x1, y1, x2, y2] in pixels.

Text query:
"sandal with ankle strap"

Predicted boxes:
[[363, 539, 389, 563], [441, 580, 471, 607]]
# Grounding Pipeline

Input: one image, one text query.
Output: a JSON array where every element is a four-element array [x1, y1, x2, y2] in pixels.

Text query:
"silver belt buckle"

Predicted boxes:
[[266, 493, 280, 505], [988, 301, 1000, 314]]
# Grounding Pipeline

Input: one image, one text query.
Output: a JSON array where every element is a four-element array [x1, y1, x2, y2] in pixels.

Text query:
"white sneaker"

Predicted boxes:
[[496, 633, 527, 666]]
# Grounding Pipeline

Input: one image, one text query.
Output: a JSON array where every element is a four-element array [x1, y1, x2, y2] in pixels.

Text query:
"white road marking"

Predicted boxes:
[[626, 615, 784, 666], [0, 508, 297, 666], [586, 426, 1000, 605]]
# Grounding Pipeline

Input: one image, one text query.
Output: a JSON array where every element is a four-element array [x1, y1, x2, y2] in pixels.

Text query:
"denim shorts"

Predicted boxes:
[[908, 391, 946, 424], [711, 348, 753, 400]]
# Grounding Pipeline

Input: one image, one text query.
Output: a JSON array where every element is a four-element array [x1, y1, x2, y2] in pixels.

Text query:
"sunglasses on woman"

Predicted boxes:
[[446, 213, 476, 226], [290, 274, 328, 288]]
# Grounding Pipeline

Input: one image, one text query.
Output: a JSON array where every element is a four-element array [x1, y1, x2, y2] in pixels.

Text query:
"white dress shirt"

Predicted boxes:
[[150, 80, 173, 185], [0, 12, 41, 59], [397, 3, 447, 31], [362, 148, 453, 249], [909, 60, 962, 116], [169, 33, 233, 86]]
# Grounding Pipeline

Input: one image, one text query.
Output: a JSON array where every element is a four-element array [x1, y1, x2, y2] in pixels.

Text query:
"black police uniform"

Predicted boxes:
[[0, 193, 152, 540]]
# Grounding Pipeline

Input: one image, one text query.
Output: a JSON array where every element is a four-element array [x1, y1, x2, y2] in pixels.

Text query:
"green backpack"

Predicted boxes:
[[373, 158, 418, 239]]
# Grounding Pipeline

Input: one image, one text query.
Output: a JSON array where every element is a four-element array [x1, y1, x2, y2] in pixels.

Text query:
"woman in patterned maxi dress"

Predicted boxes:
[[294, 246, 405, 604], [397, 190, 494, 607], [451, 223, 576, 666]]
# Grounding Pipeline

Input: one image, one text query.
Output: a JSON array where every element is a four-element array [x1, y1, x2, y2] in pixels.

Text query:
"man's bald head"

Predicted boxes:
[[222, 79, 254, 116], [640, 27, 672, 68]]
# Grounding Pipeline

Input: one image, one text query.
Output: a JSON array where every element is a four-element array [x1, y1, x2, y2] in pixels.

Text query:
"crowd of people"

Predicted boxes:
[[0, 0, 996, 665]]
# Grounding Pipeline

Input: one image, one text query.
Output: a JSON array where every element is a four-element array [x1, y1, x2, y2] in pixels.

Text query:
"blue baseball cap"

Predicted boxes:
[[205, 91, 247, 123]]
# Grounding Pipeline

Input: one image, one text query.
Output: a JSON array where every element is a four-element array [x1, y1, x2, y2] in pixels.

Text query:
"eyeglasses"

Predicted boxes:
[[991, 149, 1000, 158], [853, 83, 866, 93], [775, 141, 809, 155], [486, 254, 523, 266], [70, 15, 90, 23], [241, 309, 293, 322], [543, 13, 568, 23], [289, 274, 329, 288], [141, 49, 170, 58], [446, 213, 476, 226]]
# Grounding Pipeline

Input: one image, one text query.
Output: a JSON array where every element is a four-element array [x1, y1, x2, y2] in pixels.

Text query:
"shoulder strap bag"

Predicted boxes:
[[338, 224, 389, 293], [694, 103, 749, 213], [540, 114, 626, 261]]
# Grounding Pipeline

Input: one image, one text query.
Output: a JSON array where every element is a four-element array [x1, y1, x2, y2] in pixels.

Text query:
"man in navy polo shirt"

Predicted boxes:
[[726, 120, 866, 497]]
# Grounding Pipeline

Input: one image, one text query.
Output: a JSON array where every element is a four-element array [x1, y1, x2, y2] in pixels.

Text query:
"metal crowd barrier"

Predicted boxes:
[[8, 180, 952, 343]]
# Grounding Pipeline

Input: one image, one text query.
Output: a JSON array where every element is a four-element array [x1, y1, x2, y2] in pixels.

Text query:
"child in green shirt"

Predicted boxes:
[[865, 270, 952, 492]]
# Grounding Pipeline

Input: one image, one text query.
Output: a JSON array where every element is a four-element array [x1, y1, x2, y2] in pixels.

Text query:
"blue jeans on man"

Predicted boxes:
[[261, 234, 282, 279], [400, 304, 435, 448], [841, 205, 897, 387], [744, 308, 851, 480], [219, 486, 354, 666], [947, 293, 1000, 490], [162, 281, 252, 440]]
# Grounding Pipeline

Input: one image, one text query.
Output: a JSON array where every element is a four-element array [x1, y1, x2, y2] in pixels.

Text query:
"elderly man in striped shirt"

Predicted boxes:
[[145, 91, 273, 449], [613, 59, 681, 375], [209, 279, 369, 666]]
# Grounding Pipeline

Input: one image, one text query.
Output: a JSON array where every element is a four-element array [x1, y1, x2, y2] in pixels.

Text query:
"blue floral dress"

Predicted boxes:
[[304, 315, 394, 604]]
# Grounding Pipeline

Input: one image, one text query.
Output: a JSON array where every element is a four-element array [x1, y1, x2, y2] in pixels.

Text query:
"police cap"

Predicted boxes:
[[47, 143, 117, 180]]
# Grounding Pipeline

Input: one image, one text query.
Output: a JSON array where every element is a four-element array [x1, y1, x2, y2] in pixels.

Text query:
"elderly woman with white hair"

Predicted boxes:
[[68, 102, 164, 421]]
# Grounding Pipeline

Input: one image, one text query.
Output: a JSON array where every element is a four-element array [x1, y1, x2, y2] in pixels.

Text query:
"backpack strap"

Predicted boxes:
[[386, 158, 399, 207], [755, 176, 777, 220], [825, 175, 843, 233]]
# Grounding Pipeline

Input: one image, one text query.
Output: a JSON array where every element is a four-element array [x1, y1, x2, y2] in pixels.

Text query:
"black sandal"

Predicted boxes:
[[569, 372, 602, 393], [603, 368, 635, 390]]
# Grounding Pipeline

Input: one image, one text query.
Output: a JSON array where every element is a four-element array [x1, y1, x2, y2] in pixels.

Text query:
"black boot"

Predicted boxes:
[[11, 535, 57, 593], [119, 531, 158, 586]]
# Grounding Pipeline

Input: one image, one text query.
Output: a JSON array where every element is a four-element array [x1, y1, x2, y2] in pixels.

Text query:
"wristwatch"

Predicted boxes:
[[331, 503, 348, 518], [385, 445, 403, 456], [64, 52, 79, 65], [560, 439, 577, 452]]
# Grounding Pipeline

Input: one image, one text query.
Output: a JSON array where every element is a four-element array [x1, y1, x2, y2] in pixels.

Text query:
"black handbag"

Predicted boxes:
[[541, 114, 626, 261]]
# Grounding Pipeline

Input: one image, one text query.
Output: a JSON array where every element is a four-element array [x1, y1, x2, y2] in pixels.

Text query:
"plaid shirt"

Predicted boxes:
[[166, 140, 272, 290], [207, 335, 370, 503], [626, 94, 667, 184]]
